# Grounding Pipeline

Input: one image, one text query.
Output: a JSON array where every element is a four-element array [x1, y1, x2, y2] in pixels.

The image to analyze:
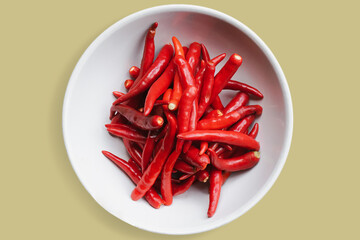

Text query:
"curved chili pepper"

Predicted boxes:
[[210, 54, 243, 105], [195, 60, 206, 89], [201, 43, 210, 62], [211, 96, 224, 110], [179, 173, 193, 181], [168, 74, 182, 111], [198, 61, 215, 119], [172, 36, 185, 57], [131, 111, 177, 201], [186, 42, 201, 74], [174, 55, 196, 89], [178, 130, 260, 150], [210, 53, 226, 66], [124, 79, 134, 90], [208, 167, 222, 217], [102, 151, 163, 209], [223, 92, 249, 114], [161, 150, 181, 205], [248, 123, 259, 139], [129, 66, 140, 79], [113, 91, 124, 98], [123, 139, 143, 166], [199, 142, 208, 155], [174, 160, 198, 174], [106, 126, 147, 144], [176, 86, 198, 152], [130, 22, 158, 90], [202, 109, 223, 120], [141, 131, 156, 172], [222, 171, 231, 185], [183, 146, 210, 170], [196, 169, 210, 182], [113, 44, 174, 105], [197, 105, 262, 130], [172, 175, 196, 196], [208, 148, 260, 172], [128, 157, 141, 172], [143, 60, 176, 116], [111, 104, 164, 130], [225, 80, 263, 99]]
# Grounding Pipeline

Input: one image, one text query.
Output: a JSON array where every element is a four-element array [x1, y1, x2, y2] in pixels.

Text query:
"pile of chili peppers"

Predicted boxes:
[[103, 22, 264, 217]]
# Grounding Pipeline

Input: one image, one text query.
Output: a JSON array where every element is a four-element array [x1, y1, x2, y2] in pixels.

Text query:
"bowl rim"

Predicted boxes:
[[62, 4, 293, 235]]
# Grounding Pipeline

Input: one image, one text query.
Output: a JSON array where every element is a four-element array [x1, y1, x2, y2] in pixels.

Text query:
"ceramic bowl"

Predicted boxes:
[[62, 4, 293, 235]]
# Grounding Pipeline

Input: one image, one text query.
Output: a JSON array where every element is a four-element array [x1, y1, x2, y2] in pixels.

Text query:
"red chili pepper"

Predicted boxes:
[[248, 123, 259, 139], [211, 96, 224, 110], [186, 42, 201, 74], [225, 80, 263, 99], [131, 111, 177, 201], [178, 173, 194, 181], [128, 157, 141, 172], [102, 151, 163, 209], [198, 61, 215, 119], [123, 139, 143, 166], [210, 54, 243, 105], [110, 113, 126, 124], [229, 114, 256, 132], [183, 99, 198, 153], [174, 55, 196, 89], [196, 169, 210, 182], [174, 160, 198, 174], [178, 130, 260, 150], [222, 171, 231, 185], [201, 43, 210, 62], [141, 131, 156, 172], [172, 175, 196, 196], [143, 60, 176, 116], [111, 104, 164, 130], [176, 86, 198, 152], [161, 150, 181, 205], [223, 92, 249, 114], [113, 91, 124, 98], [130, 22, 158, 90], [183, 145, 210, 170], [199, 141, 208, 155], [124, 79, 134, 90], [106, 126, 147, 144], [113, 44, 174, 105], [195, 60, 206, 89], [210, 53, 226, 66], [153, 99, 169, 106], [129, 66, 140, 79], [197, 105, 262, 130], [208, 148, 260, 172], [208, 167, 222, 217], [202, 109, 223, 120], [172, 36, 185, 57]]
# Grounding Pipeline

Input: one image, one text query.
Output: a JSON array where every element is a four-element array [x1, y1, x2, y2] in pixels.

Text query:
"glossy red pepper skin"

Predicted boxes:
[[113, 91, 124, 99], [141, 132, 156, 172], [201, 43, 210, 62], [113, 44, 174, 105], [211, 96, 224, 110], [174, 55, 196, 89], [229, 114, 256, 132], [223, 92, 249, 114], [183, 99, 198, 153], [208, 167, 222, 217], [225, 80, 263, 99], [198, 61, 215, 119], [194, 60, 206, 89], [248, 123, 259, 139], [106, 126, 147, 144], [131, 111, 177, 201], [111, 104, 164, 130], [129, 66, 140, 79], [102, 151, 163, 209], [161, 150, 181, 205], [222, 171, 231, 185], [210, 53, 226, 66], [210, 54, 243, 105], [208, 148, 260, 172], [124, 79, 134, 90], [183, 146, 210, 170], [197, 105, 262, 130], [172, 175, 196, 196], [199, 141, 208, 155], [143, 60, 176, 116], [174, 160, 198, 174], [186, 42, 201, 74], [178, 130, 260, 151], [202, 109, 223, 120], [130, 22, 158, 90], [123, 139, 143, 166], [176, 86, 198, 152], [196, 169, 210, 182]]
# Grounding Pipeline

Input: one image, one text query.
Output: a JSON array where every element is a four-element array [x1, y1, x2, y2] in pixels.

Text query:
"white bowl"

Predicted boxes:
[[62, 4, 293, 235]]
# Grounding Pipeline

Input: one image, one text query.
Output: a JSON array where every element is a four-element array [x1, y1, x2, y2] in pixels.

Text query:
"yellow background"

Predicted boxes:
[[1, 0, 359, 239]]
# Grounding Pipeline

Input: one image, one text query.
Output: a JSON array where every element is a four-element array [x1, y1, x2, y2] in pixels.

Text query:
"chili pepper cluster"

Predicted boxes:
[[103, 22, 264, 217]]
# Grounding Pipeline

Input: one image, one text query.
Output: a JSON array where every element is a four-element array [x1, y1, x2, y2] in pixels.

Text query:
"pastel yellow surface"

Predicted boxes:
[[1, 0, 359, 239]]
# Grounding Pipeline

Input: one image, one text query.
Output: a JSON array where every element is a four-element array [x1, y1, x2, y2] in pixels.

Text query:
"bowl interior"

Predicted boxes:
[[63, 5, 292, 235]]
